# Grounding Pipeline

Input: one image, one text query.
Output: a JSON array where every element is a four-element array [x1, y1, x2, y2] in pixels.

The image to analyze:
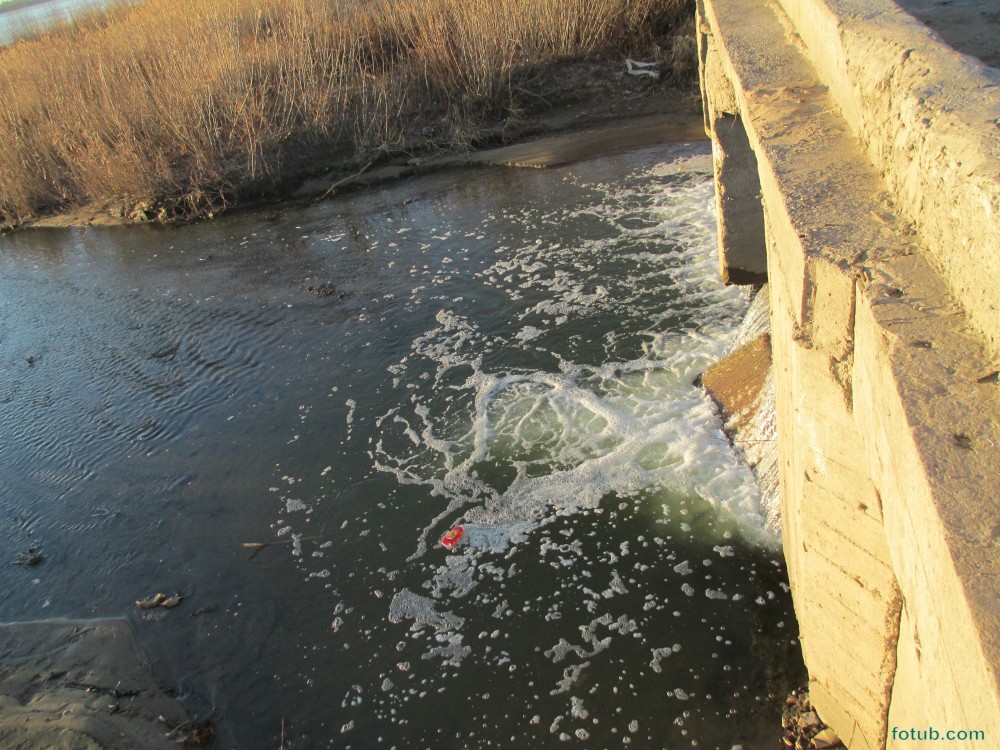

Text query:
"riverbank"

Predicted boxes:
[[0, 618, 209, 749], [0, 0, 697, 231], [26, 64, 703, 229]]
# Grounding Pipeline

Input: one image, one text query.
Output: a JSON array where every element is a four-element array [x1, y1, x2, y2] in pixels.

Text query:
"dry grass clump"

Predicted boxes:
[[0, 0, 690, 225]]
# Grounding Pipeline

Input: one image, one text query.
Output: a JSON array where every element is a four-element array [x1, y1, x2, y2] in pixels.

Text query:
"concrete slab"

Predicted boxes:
[[896, 0, 1000, 69]]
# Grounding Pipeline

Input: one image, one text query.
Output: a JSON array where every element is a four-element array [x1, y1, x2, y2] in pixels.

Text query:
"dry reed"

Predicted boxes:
[[0, 0, 690, 225]]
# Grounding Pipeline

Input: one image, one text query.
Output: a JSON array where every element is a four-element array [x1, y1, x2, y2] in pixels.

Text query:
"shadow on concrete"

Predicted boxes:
[[897, 0, 1000, 68]]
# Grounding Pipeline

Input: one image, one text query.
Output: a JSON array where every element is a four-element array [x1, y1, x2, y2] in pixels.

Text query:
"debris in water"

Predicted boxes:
[[166, 718, 215, 746], [14, 550, 44, 567], [242, 540, 295, 550], [440, 526, 465, 549], [241, 537, 300, 559], [625, 59, 660, 78], [136, 593, 167, 609], [160, 594, 183, 609], [782, 687, 843, 748], [135, 592, 183, 610]]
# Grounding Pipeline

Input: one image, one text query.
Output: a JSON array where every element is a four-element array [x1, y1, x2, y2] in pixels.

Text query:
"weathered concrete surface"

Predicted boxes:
[[696, 27, 768, 285], [773, 0, 1000, 359], [896, 0, 1000, 69], [697, 0, 1000, 747], [711, 115, 769, 285]]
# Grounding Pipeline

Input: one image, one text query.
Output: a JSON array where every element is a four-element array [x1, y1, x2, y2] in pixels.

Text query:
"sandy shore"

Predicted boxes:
[[0, 617, 209, 749]]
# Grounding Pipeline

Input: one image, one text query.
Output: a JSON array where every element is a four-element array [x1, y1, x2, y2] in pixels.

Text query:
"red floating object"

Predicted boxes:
[[440, 526, 464, 549]]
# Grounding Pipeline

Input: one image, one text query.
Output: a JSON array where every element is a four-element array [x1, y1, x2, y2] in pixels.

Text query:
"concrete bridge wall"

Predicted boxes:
[[695, 0, 999, 747]]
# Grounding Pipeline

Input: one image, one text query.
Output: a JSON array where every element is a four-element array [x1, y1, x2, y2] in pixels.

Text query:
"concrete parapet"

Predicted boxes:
[[698, 0, 1000, 746], [773, 0, 1000, 359]]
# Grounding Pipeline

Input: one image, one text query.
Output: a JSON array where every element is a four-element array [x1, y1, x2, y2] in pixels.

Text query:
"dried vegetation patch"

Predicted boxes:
[[0, 0, 693, 227]]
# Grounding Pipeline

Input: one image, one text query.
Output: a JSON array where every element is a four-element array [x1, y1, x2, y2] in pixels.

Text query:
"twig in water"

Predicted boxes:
[[240, 539, 297, 550], [242, 535, 321, 560], [242, 538, 295, 561], [318, 158, 376, 201]]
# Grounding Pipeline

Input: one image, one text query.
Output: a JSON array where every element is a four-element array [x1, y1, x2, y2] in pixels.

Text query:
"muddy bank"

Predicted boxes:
[[0, 618, 209, 749]]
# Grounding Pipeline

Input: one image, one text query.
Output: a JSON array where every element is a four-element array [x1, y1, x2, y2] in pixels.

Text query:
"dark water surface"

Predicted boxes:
[[0, 144, 802, 748]]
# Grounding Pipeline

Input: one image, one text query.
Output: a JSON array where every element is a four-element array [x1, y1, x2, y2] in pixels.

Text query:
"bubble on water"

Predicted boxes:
[[373, 201, 775, 560], [430, 554, 478, 598], [606, 615, 638, 635], [545, 639, 580, 664], [605, 570, 628, 597], [649, 647, 675, 673], [424, 632, 471, 666], [388, 589, 464, 633], [463, 524, 523, 553], [515, 326, 544, 342], [552, 662, 590, 695]]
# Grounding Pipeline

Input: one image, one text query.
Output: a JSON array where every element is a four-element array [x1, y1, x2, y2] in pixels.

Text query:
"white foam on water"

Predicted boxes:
[[377, 347, 766, 561], [360, 159, 787, 730], [263, 149, 797, 746], [374, 168, 771, 567], [388, 589, 463, 633], [386, 589, 473, 667], [649, 646, 674, 673]]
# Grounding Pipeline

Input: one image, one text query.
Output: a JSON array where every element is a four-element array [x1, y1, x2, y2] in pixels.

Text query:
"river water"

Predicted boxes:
[[0, 0, 107, 44], [0, 143, 801, 748]]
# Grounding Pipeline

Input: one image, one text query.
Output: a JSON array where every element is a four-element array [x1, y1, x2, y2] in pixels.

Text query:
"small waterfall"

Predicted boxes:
[[702, 284, 781, 534]]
